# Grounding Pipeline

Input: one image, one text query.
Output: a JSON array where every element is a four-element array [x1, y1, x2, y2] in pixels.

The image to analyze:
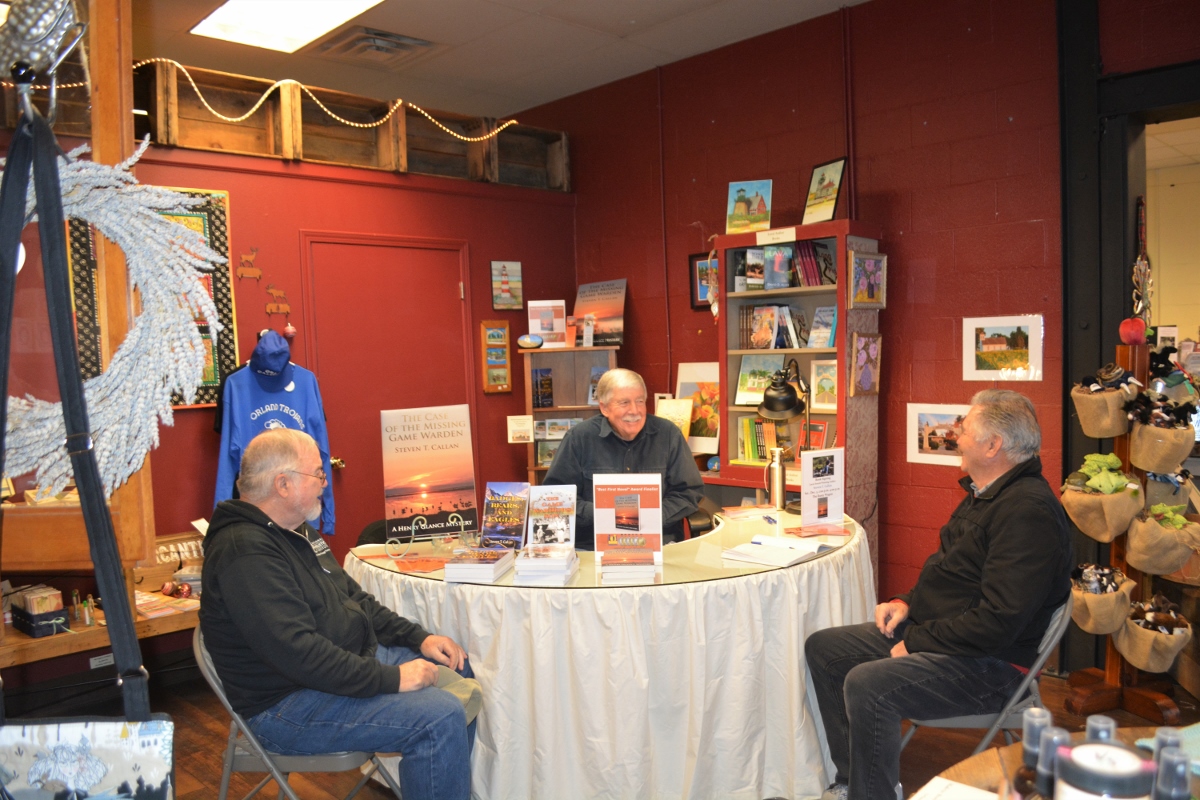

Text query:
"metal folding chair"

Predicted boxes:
[[193, 629, 404, 800], [899, 594, 1073, 756]]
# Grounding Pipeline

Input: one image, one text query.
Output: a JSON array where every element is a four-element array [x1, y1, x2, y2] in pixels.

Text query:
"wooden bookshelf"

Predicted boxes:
[[522, 346, 618, 484], [0, 610, 198, 669]]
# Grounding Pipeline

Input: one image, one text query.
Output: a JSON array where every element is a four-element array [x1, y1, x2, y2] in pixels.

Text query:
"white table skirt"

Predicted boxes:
[[344, 524, 876, 799]]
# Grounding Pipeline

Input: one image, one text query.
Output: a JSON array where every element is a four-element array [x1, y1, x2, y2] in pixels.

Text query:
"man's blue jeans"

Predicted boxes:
[[247, 645, 476, 800], [806, 621, 1024, 800]]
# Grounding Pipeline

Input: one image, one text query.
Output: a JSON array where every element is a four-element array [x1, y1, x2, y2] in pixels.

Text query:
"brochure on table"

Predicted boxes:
[[800, 447, 845, 527], [593, 473, 663, 563]]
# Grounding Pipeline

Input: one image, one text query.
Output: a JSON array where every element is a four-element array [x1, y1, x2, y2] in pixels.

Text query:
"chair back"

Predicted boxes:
[[194, 628, 240, 719]]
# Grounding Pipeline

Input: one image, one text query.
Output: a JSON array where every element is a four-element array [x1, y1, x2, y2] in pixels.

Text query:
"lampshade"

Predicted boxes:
[[757, 361, 807, 420]]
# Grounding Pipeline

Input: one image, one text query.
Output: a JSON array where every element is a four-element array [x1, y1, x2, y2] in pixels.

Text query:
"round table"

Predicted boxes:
[[344, 512, 876, 800], [938, 727, 1199, 796]]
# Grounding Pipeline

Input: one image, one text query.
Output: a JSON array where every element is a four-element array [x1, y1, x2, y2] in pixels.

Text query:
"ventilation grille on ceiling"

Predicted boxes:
[[305, 26, 440, 68]]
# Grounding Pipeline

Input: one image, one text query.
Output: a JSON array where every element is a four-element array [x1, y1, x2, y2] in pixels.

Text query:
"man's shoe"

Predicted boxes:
[[820, 785, 848, 800], [896, 782, 904, 799]]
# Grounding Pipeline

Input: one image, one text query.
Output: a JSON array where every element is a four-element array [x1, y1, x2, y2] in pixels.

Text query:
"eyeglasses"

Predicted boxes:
[[288, 469, 328, 486]]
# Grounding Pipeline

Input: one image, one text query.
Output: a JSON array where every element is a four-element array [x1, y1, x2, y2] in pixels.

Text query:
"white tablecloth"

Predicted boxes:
[[344, 522, 876, 799]]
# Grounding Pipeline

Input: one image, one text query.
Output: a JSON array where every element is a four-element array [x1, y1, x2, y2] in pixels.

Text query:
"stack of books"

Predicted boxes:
[[599, 549, 662, 585], [443, 548, 516, 584], [513, 544, 579, 586]]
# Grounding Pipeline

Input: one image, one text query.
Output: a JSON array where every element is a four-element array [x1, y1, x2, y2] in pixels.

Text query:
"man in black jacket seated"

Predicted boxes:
[[200, 428, 479, 800], [806, 390, 1071, 800]]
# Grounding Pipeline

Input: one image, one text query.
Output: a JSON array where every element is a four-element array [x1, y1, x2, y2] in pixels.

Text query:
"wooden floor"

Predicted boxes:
[[140, 669, 1200, 799]]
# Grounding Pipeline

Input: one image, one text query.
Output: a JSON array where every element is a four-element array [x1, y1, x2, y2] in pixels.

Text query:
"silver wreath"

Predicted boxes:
[[2, 137, 223, 497]]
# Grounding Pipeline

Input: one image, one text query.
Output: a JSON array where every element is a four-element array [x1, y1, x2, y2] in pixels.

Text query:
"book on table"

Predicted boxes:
[[479, 482, 531, 549], [513, 557, 580, 586], [515, 543, 578, 571], [721, 536, 835, 567], [527, 485, 576, 546], [443, 548, 516, 583]]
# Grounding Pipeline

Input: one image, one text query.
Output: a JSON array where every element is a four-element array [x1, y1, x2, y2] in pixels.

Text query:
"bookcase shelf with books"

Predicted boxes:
[[522, 345, 619, 485], [712, 219, 881, 515]]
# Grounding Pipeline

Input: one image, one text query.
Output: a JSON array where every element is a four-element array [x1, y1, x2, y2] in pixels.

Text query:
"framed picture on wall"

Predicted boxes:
[[491, 261, 523, 310], [810, 360, 838, 412], [802, 158, 846, 225], [849, 333, 882, 396], [907, 403, 971, 466], [480, 320, 511, 393], [689, 253, 717, 309], [962, 314, 1043, 381], [847, 251, 887, 309]]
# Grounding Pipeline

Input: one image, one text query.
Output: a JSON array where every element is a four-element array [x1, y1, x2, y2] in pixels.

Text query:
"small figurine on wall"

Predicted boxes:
[[265, 284, 291, 317], [237, 247, 261, 281]]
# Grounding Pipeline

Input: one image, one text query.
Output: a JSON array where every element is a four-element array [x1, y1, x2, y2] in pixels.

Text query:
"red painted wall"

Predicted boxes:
[[1099, 0, 1200, 75], [521, 0, 1064, 599], [135, 148, 575, 560]]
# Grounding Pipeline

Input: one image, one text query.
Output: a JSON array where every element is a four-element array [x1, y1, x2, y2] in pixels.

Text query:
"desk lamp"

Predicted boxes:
[[756, 359, 811, 510]]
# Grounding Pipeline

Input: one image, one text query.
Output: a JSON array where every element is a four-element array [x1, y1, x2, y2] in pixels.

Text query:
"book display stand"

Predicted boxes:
[[521, 346, 618, 485], [707, 220, 881, 539], [1065, 344, 1181, 724]]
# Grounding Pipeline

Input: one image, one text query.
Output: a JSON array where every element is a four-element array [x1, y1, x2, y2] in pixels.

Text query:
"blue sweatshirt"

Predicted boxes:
[[214, 365, 336, 533]]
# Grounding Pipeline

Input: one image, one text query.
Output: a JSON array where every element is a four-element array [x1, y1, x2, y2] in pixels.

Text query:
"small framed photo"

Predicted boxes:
[[726, 180, 773, 234], [849, 333, 882, 396], [962, 315, 1043, 381], [689, 254, 717, 309], [1157, 325, 1179, 350], [480, 320, 511, 393], [809, 359, 838, 412], [802, 158, 846, 225], [536, 440, 561, 467], [847, 251, 887, 309], [907, 403, 971, 466], [490, 261, 523, 310]]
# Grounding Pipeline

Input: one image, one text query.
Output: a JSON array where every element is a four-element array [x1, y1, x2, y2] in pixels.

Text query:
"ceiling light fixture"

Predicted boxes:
[[190, 0, 384, 54]]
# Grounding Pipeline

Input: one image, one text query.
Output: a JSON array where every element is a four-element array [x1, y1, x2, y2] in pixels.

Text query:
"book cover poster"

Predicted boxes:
[[527, 300, 567, 347], [480, 482, 531, 549], [381, 405, 478, 539], [572, 279, 627, 346], [528, 485, 577, 546], [675, 362, 720, 455], [726, 179, 773, 234], [800, 447, 845, 527], [593, 473, 663, 554], [490, 261, 523, 310], [734, 354, 784, 406]]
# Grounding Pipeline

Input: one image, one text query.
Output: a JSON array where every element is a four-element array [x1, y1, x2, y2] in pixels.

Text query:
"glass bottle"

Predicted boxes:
[[1013, 707, 1051, 798]]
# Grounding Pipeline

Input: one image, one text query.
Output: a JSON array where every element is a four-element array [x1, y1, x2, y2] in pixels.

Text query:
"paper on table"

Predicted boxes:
[[909, 776, 998, 800], [190, 518, 209, 536], [722, 539, 833, 567]]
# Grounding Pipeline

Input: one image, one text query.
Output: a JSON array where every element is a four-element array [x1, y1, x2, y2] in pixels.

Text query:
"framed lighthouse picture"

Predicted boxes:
[[491, 261, 524, 310]]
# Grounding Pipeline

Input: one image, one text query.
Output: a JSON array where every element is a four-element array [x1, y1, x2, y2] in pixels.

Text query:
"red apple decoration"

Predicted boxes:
[[1119, 317, 1147, 345]]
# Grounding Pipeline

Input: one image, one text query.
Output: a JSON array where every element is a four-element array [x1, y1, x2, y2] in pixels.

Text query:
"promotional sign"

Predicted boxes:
[[593, 473, 663, 561], [800, 447, 845, 527], [381, 404, 478, 539]]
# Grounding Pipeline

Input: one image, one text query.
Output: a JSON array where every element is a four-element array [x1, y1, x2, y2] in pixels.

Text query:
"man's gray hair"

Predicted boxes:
[[237, 428, 316, 502], [969, 389, 1041, 463], [595, 368, 647, 405]]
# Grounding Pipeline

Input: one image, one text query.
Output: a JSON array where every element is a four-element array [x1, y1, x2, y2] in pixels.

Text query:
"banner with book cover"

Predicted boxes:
[[381, 405, 478, 539], [594, 473, 663, 561], [572, 279, 626, 346]]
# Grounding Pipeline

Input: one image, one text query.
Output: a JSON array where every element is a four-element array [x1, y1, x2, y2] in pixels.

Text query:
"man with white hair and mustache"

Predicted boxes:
[[545, 368, 704, 549]]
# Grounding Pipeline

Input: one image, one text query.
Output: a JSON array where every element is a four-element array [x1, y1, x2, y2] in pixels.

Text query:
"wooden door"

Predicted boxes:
[[302, 233, 475, 559]]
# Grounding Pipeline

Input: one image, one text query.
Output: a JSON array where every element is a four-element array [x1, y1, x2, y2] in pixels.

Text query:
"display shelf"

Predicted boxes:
[[522, 346, 618, 485], [0, 610, 198, 669], [715, 219, 881, 527]]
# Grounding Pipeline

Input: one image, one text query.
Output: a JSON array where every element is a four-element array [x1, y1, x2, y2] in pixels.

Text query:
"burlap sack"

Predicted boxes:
[[1071, 386, 1130, 439], [1061, 488, 1142, 543], [1112, 618, 1192, 674], [1129, 424, 1196, 473], [1071, 579, 1136, 635], [1126, 518, 1200, 575]]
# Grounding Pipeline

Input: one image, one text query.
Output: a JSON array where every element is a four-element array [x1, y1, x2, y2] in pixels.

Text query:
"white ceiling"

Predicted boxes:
[[132, 0, 865, 118], [1146, 117, 1200, 170]]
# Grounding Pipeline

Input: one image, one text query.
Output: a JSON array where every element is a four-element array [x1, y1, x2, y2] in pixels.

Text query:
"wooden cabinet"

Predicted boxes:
[[709, 220, 881, 538], [521, 346, 618, 484]]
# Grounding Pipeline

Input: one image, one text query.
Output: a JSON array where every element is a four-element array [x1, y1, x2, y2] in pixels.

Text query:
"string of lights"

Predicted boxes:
[[1, 57, 518, 142]]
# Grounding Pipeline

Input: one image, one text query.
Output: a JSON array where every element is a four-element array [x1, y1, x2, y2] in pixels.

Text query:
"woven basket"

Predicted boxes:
[[1126, 518, 1200, 575], [1070, 386, 1130, 439], [1112, 618, 1192, 674], [1061, 488, 1142, 543], [1129, 424, 1195, 474]]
